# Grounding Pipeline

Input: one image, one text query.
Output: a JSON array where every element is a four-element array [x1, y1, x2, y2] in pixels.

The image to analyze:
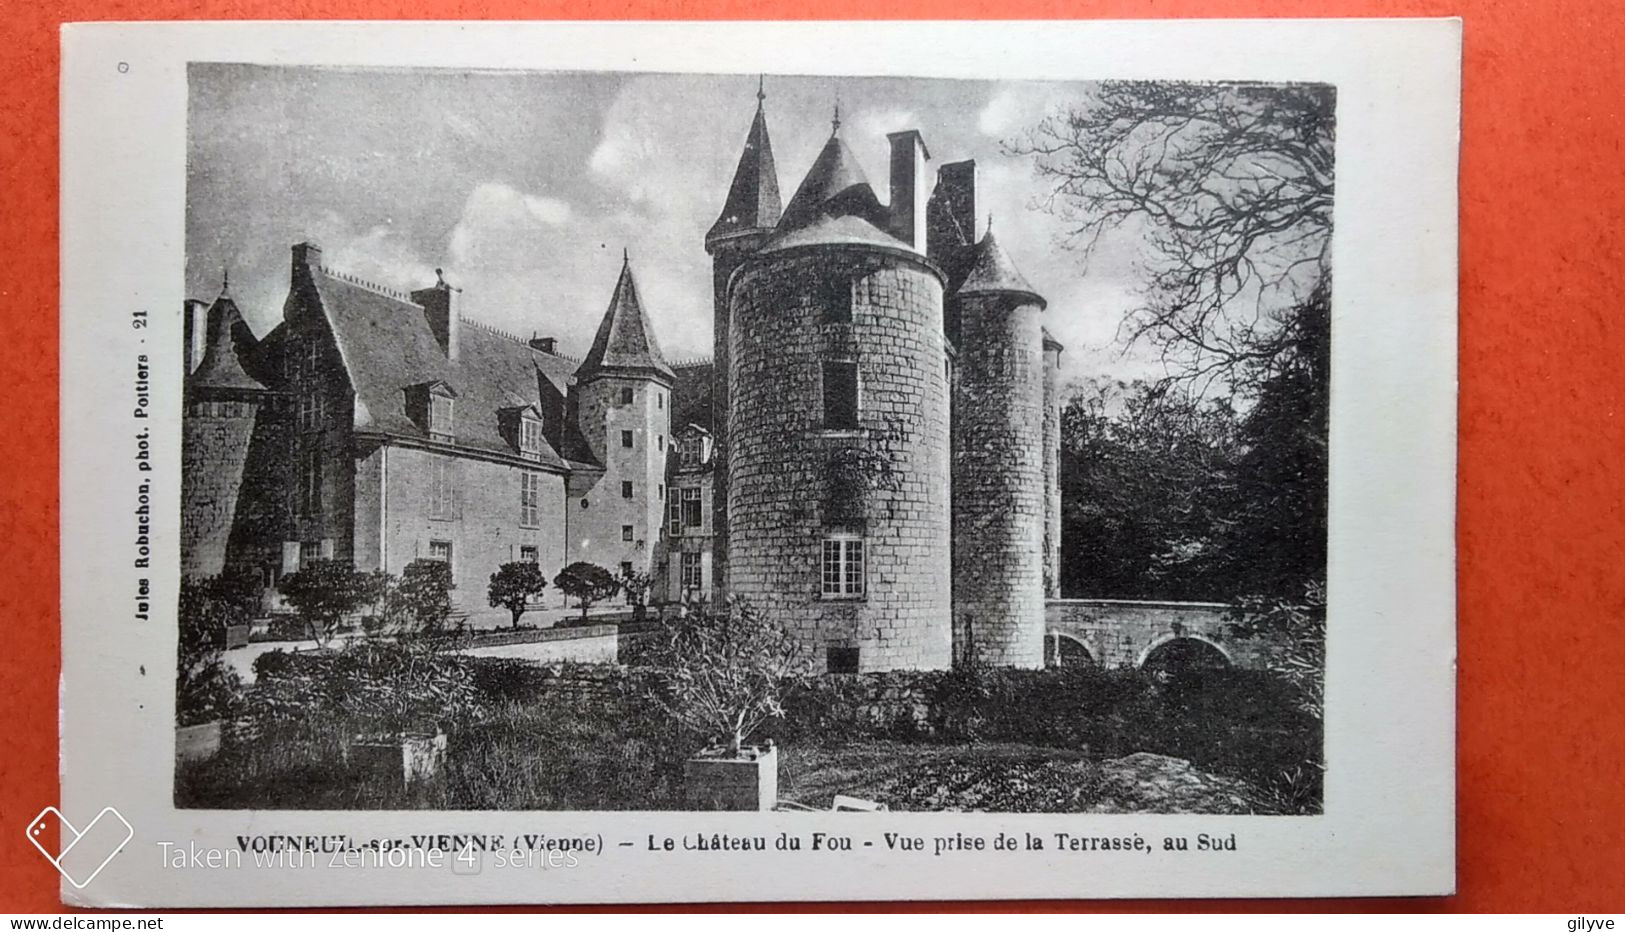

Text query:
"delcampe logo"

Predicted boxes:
[[27, 806, 134, 889]]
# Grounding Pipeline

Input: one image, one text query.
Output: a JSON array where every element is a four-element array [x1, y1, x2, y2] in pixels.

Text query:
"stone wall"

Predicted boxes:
[[728, 247, 952, 672], [1045, 599, 1270, 670], [567, 375, 671, 582], [950, 292, 1047, 668], [353, 443, 568, 625], [1042, 339, 1062, 598], [458, 625, 619, 665]]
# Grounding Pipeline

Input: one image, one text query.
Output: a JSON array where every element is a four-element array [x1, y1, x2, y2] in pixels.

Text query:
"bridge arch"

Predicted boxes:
[[1044, 632, 1096, 668], [1137, 633, 1233, 672]]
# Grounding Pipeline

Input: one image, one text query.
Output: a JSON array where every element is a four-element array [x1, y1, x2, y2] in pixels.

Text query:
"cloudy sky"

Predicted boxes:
[[186, 64, 1160, 381]]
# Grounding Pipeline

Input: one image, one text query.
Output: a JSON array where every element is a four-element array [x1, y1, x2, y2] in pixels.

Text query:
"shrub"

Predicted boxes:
[[242, 640, 479, 736], [385, 559, 456, 638], [177, 656, 244, 726], [554, 562, 619, 622], [488, 562, 548, 629], [644, 599, 805, 755], [279, 560, 379, 647]]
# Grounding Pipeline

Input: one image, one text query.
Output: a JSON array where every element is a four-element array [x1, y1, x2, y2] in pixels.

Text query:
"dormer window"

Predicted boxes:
[[520, 415, 545, 459], [430, 394, 454, 441], [406, 380, 458, 443]]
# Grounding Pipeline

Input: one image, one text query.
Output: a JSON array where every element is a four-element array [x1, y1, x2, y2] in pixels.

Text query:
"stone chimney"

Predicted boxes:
[[412, 268, 460, 362], [886, 130, 932, 251], [183, 299, 209, 375], [291, 241, 322, 283], [927, 160, 977, 260], [529, 334, 557, 354]]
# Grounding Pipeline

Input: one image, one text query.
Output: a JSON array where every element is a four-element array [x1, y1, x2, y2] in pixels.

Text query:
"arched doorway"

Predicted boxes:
[[1044, 633, 1096, 668], [1139, 636, 1231, 676]]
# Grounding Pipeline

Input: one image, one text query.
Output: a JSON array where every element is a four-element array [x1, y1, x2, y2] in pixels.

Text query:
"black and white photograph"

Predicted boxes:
[[57, 19, 1457, 905], [174, 64, 1331, 815]]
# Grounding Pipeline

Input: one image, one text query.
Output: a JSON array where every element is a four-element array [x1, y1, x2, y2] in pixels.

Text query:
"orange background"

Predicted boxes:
[[2, 0, 1621, 914]]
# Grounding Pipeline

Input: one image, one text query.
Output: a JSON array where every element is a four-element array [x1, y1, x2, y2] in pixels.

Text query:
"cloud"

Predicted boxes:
[[978, 90, 1021, 136], [305, 210, 438, 293], [448, 182, 573, 269]]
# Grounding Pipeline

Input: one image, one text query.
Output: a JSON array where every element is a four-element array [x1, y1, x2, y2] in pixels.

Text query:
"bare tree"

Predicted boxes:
[[1011, 81, 1334, 394]]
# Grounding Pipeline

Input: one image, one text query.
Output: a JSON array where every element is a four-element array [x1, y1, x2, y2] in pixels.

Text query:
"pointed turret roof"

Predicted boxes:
[[576, 254, 675, 384], [190, 279, 265, 392], [765, 123, 899, 253], [956, 230, 1046, 308], [706, 81, 783, 247]]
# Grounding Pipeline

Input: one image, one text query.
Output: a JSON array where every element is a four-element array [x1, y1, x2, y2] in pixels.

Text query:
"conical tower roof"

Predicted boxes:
[[706, 84, 782, 247], [956, 230, 1046, 308], [577, 254, 676, 384], [765, 124, 897, 253], [190, 281, 265, 392]]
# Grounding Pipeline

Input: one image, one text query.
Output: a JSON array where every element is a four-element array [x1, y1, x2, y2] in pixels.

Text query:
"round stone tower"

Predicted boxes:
[[726, 123, 953, 673], [949, 231, 1048, 668]]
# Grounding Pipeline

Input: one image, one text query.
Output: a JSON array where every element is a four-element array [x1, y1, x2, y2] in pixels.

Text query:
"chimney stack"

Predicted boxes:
[[886, 130, 932, 251], [529, 334, 558, 355], [412, 268, 460, 363], [291, 241, 323, 283], [183, 299, 209, 375], [927, 160, 977, 260]]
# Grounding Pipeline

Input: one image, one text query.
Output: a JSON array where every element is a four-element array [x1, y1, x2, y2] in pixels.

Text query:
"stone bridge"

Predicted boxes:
[[1045, 599, 1271, 671]]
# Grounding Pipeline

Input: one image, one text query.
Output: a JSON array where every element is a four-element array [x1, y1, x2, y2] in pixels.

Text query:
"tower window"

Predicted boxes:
[[621, 430, 634, 448], [822, 532, 865, 598], [819, 276, 853, 324], [620, 560, 633, 578], [822, 361, 859, 429], [621, 525, 634, 542], [427, 539, 454, 572], [620, 387, 634, 405], [622, 480, 634, 499]]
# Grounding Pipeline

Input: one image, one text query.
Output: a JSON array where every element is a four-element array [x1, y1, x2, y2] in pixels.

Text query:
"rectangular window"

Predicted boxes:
[[621, 480, 634, 499], [620, 561, 633, 579], [304, 338, 321, 374], [682, 487, 702, 528], [680, 551, 703, 591], [621, 430, 634, 449], [429, 458, 459, 520], [300, 539, 322, 570], [819, 276, 853, 324], [430, 394, 454, 441], [823, 361, 859, 429], [621, 524, 634, 542], [427, 539, 453, 570], [657, 393, 664, 410], [519, 545, 539, 564], [520, 418, 544, 457], [520, 472, 541, 527], [620, 387, 634, 405], [298, 392, 325, 433], [668, 499, 682, 536], [827, 646, 861, 674], [658, 483, 665, 500], [822, 533, 865, 598], [657, 435, 664, 452]]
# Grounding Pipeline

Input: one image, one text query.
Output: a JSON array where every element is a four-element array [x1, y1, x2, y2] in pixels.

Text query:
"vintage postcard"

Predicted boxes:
[[58, 19, 1459, 906]]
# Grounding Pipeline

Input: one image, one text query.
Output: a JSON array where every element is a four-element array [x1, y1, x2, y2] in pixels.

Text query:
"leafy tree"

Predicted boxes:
[[1058, 378, 1239, 599], [646, 599, 804, 756], [385, 559, 456, 637], [488, 561, 548, 629], [1012, 80, 1334, 395], [176, 571, 259, 724], [554, 562, 620, 623], [618, 566, 653, 622], [278, 560, 376, 648]]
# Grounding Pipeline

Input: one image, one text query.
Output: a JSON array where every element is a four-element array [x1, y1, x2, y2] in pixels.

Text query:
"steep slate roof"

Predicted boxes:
[[764, 131, 899, 253], [311, 271, 570, 471], [956, 230, 1046, 308], [190, 290, 266, 392], [707, 91, 782, 244], [576, 257, 676, 384]]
